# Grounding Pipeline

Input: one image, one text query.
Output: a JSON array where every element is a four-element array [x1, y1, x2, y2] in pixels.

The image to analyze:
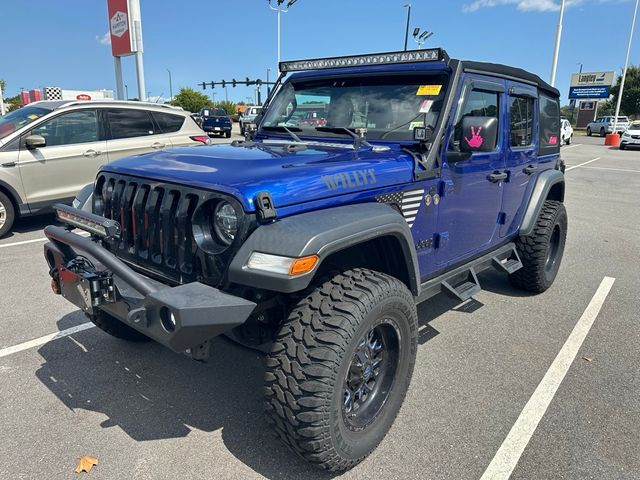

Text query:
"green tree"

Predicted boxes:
[[216, 100, 237, 115], [596, 100, 615, 117], [610, 66, 640, 118], [170, 87, 212, 113]]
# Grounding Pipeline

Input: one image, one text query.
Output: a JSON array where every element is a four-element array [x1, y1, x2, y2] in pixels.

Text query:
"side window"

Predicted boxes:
[[538, 93, 560, 155], [509, 96, 535, 147], [450, 88, 500, 153], [152, 112, 185, 133], [31, 110, 99, 147], [108, 109, 156, 140]]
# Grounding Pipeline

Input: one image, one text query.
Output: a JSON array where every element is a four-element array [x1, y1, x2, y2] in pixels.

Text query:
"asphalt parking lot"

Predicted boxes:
[[0, 134, 638, 480]]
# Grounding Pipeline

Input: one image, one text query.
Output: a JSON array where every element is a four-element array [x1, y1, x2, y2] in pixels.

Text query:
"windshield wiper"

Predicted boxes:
[[315, 127, 372, 149], [261, 125, 303, 143]]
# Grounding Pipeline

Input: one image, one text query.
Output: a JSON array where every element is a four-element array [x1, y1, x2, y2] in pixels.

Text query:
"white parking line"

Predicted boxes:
[[566, 157, 601, 171], [479, 276, 616, 480], [0, 237, 46, 249], [582, 166, 640, 174], [562, 144, 581, 150], [0, 322, 95, 359]]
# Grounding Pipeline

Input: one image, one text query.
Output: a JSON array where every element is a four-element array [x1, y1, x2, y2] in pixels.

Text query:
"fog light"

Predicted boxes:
[[160, 307, 177, 333]]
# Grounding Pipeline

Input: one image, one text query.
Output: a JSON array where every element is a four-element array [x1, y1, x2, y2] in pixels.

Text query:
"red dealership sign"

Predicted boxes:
[[108, 0, 133, 57], [76, 94, 92, 100]]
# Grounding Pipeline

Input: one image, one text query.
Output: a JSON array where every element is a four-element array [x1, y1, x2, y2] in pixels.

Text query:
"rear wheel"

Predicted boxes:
[[264, 269, 418, 471], [510, 200, 567, 293], [565, 135, 572, 145], [600, 127, 606, 137], [225, 131, 231, 138], [0, 191, 16, 238], [88, 310, 150, 342]]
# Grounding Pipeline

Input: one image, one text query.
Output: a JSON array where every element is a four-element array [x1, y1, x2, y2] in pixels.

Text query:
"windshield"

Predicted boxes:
[[201, 108, 226, 117], [261, 73, 449, 142], [0, 105, 52, 140], [618, 117, 629, 122], [628, 121, 640, 129]]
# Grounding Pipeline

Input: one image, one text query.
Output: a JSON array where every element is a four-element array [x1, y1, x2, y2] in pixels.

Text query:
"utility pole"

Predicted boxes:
[[167, 69, 173, 101], [125, 84, 129, 100], [0, 82, 5, 116], [403, 4, 412, 51], [267, 68, 272, 95], [612, 0, 639, 136], [549, 0, 566, 87]]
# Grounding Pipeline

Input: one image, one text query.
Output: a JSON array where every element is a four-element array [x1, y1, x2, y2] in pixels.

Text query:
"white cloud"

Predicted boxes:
[[96, 32, 111, 46], [463, 0, 584, 12]]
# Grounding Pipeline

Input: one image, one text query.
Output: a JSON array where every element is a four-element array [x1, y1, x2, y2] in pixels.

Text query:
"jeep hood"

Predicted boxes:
[[100, 142, 414, 212]]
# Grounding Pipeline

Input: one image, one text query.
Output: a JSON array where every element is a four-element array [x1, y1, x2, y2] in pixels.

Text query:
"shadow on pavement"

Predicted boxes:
[[35, 313, 336, 480], [4, 213, 57, 239]]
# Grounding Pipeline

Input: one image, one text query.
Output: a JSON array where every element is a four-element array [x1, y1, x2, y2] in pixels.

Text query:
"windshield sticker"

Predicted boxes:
[[417, 85, 442, 96], [27, 114, 39, 120], [419, 99, 434, 113], [409, 121, 425, 130]]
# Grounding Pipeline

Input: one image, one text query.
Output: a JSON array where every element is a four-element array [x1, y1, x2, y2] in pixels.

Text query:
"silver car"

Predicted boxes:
[[586, 115, 630, 137], [239, 106, 262, 135], [0, 100, 208, 237]]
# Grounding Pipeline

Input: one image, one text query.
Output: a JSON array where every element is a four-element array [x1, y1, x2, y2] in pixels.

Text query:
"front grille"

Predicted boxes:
[[93, 172, 254, 286]]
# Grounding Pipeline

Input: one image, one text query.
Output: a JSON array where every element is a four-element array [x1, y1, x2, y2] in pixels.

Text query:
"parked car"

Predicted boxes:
[[560, 118, 573, 145], [0, 100, 208, 237], [44, 48, 566, 472], [586, 116, 629, 136], [298, 111, 327, 128], [620, 120, 640, 150], [200, 108, 232, 138], [239, 106, 262, 135]]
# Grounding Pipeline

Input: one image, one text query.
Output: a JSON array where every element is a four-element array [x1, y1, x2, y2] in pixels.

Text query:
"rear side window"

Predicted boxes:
[[152, 112, 185, 133], [509, 96, 534, 147], [107, 109, 156, 139], [538, 93, 560, 155]]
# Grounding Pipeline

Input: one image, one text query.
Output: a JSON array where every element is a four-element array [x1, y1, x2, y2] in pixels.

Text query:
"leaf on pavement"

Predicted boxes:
[[582, 356, 593, 363], [74, 456, 98, 474]]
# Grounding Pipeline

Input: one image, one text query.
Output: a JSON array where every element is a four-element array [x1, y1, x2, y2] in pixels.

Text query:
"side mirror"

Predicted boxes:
[[460, 116, 498, 153], [25, 134, 46, 149]]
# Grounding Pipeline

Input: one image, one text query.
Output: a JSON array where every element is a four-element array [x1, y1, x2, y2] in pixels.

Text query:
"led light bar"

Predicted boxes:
[[54, 204, 120, 239], [279, 49, 448, 73]]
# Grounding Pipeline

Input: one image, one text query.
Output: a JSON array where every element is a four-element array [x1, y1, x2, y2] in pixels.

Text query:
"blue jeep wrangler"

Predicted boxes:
[[44, 49, 566, 471]]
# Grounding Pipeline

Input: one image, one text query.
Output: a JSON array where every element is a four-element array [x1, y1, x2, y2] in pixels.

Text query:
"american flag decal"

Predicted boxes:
[[376, 188, 424, 228]]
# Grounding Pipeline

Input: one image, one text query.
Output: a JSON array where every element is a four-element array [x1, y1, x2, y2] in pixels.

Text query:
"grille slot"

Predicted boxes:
[[93, 172, 254, 286]]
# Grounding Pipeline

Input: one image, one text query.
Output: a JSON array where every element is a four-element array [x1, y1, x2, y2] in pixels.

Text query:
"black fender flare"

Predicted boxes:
[[228, 203, 421, 295], [520, 169, 565, 237]]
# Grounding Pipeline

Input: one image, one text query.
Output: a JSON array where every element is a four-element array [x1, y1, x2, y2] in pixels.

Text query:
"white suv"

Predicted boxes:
[[0, 100, 208, 237]]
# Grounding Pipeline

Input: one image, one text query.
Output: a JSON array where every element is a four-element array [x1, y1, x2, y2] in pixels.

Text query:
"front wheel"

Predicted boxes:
[[225, 131, 231, 138], [600, 128, 606, 137], [587, 127, 592, 136], [0, 191, 16, 238], [264, 269, 418, 471], [565, 135, 572, 145], [510, 200, 567, 293]]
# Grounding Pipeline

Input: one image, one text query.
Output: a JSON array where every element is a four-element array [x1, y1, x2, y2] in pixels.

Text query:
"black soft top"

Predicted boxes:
[[461, 60, 560, 97]]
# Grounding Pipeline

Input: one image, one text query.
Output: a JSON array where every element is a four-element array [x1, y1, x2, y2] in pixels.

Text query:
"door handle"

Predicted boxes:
[[83, 149, 101, 158], [151, 142, 165, 149], [523, 165, 538, 175], [487, 171, 508, 183]]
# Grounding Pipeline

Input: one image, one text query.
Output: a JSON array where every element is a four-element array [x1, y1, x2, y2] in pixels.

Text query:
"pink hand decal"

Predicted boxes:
[[464, 126, 484, 149]]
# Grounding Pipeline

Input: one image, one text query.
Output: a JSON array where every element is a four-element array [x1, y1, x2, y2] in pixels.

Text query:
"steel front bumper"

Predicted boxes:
[[44, 225, 256, 354]]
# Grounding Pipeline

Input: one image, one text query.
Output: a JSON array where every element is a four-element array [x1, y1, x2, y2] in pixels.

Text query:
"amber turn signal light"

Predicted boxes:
[[289, 255, 319, 276]]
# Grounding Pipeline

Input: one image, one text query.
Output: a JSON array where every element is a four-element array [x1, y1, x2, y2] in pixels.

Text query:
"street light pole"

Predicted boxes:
[[125, 84, 129, 100], [269, 0, 298, 71], [612, 0, 639, 135], [550, 0, 566, 87], [167, 69, 173, 101], [267, 68, 272, 95], [403, 4, 412, 51]]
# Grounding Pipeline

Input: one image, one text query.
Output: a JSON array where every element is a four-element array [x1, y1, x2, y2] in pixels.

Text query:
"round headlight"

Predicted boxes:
[[213, 201, 238, 245]]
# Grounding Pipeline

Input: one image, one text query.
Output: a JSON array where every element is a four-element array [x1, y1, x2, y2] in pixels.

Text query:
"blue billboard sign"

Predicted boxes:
[[568, 86, 610, 99]]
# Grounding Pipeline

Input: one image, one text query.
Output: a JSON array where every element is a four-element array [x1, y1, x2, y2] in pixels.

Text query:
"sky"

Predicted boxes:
[[1, 0, 638, 106]]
